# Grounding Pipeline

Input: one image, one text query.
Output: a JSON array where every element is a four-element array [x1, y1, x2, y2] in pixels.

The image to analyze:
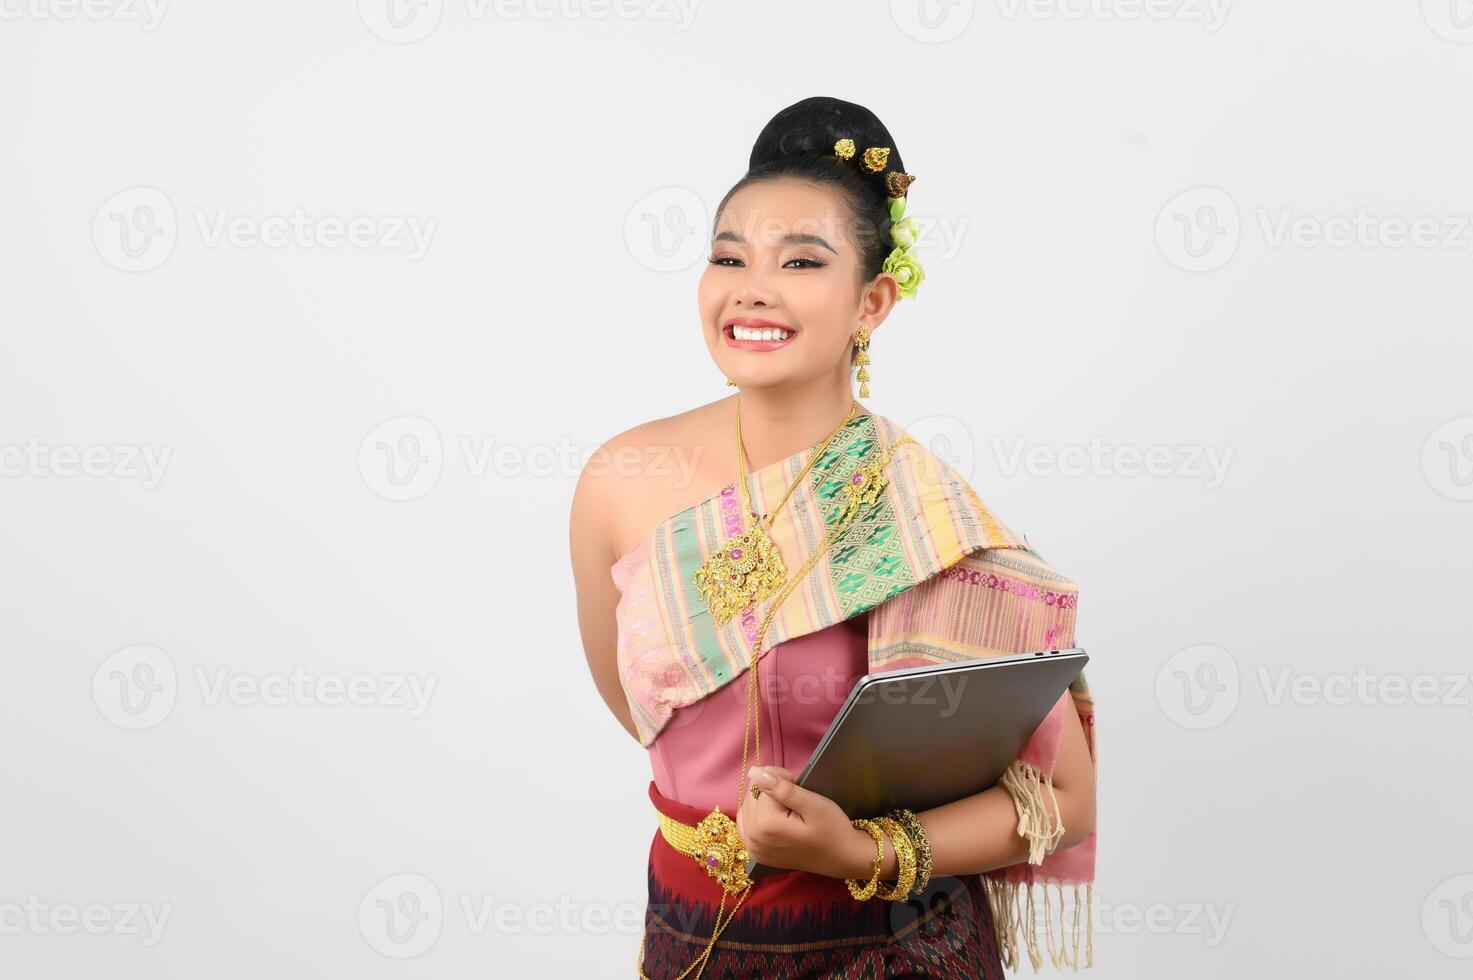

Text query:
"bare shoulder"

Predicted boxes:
[[571, 397, 733, 565]]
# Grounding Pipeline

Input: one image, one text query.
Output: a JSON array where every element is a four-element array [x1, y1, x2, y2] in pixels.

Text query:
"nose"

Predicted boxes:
[[733, 277, 779, 309]]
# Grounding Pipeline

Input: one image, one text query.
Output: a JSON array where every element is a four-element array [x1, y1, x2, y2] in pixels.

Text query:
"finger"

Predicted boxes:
[[749, 766, 820, 818]]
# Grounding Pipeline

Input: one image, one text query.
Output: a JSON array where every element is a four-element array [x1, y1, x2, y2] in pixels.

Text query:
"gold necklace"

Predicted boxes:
[[639, 422, 920, 980], [692, 398, 857, 627]]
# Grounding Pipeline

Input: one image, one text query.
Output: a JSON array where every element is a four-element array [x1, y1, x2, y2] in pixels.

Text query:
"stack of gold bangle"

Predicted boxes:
[[844, 808, 933, 901]]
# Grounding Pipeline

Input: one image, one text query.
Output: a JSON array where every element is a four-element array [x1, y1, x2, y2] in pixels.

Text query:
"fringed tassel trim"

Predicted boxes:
[[983, 877, 1094, 972], [986, 760, 1091, 970], [999, 759, 1065, 865]]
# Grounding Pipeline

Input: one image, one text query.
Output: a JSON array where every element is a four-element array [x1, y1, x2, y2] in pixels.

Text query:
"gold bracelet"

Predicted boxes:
[[872, 816, 917, 901], [845, 818, 886, 900], [887, 808, 933, 898]]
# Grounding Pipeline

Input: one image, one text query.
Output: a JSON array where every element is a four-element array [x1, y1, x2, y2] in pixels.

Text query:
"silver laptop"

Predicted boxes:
[[745, 647, 1088, 880]]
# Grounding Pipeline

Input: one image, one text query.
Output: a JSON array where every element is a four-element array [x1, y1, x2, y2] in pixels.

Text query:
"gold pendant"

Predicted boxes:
[[693, 514, 786, 626], [838, 454, 892, 524], [691, 806, 753, 894]]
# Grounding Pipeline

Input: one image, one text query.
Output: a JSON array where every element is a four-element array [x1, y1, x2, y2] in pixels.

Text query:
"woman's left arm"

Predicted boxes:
[[740, 700, 1095, 882], [888, 698, 1096, 878]]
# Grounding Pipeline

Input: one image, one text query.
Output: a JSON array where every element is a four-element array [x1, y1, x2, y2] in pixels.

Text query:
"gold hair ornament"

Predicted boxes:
[[830, 137, 925, 301]]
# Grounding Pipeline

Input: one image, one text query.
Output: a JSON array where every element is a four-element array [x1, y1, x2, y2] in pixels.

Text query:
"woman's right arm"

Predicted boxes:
[[569, 442, 641, 744]]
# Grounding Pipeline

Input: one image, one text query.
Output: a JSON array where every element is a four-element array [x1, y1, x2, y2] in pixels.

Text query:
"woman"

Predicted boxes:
[[571, 97, 1098, 979]]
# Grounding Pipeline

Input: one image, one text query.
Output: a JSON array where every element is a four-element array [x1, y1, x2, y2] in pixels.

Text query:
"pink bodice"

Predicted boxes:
[[647, 611, 869, 814]]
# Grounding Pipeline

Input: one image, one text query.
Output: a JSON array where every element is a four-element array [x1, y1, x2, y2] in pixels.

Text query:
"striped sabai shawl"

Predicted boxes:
[[611, 409, 1098, 971]]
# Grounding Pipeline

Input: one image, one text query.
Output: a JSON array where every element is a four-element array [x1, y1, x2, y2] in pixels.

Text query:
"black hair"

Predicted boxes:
[[715, 96, 908, 292]]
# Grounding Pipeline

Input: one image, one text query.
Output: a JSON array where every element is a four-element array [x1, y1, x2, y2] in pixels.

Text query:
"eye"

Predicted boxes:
[[785, 256, 827, 269], [707, 254, 742, 267]]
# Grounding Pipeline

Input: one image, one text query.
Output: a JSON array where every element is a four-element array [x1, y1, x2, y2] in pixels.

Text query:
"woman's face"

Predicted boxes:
[[699, 177, 895, 391]]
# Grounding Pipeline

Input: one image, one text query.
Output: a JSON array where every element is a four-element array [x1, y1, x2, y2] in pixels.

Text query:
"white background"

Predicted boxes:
[[2, 1, 1471, 977]]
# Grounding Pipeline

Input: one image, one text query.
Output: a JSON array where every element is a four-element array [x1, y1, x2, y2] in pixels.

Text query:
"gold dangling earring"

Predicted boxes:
[[853, 326, 872, 398], [726, 378, 737, 386]]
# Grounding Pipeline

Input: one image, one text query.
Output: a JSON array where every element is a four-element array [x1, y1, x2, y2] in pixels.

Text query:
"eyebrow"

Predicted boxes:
[[712, 230, 838, 254]]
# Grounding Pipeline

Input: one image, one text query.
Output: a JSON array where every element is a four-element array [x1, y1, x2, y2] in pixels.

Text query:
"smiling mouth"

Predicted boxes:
[[723, 323, 796, 350]]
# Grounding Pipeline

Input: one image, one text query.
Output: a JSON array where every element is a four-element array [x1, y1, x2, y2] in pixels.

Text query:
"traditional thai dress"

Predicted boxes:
[[612, 410, 1098, 978]]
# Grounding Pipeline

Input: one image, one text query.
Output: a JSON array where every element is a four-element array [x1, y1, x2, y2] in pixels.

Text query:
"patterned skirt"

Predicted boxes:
[[638, 780, 1005, 980]]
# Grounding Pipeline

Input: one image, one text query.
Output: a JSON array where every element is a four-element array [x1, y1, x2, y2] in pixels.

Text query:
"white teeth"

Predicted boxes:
[[732, 325, 792, 342]]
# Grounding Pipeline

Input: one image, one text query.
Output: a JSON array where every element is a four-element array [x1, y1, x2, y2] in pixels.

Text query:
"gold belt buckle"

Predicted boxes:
[[660, 806, 753, 894]]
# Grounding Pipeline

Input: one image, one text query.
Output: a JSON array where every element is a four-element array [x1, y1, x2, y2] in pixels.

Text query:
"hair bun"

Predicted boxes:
[[748, 96, 906, 185]]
